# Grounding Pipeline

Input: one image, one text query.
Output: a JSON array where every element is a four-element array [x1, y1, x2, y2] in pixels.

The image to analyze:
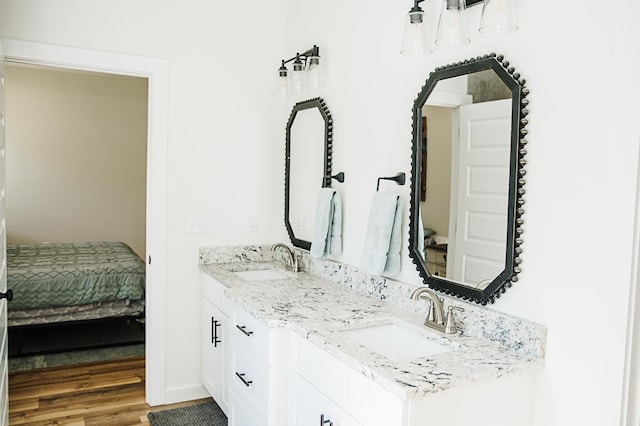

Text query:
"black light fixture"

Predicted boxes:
[[402, 0, 518, 55], [275, 45, 322, 98]]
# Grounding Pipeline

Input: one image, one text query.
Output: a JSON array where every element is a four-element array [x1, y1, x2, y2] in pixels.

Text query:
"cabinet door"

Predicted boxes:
[[289, 371, 362, 426], [229, 389, 262, 426], [202, 298, 229, 415]]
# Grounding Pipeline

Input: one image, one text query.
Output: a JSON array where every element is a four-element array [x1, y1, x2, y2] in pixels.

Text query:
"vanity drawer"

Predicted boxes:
[[229, 333, 270, 425], [288, 332, 403, 426], [230, 302, 270, 362], [202, 274, 230, 316]]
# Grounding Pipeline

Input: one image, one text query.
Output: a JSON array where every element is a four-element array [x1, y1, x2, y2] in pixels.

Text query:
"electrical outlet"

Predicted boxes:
[[186, 215, 213, 234], [248, 215, 259, 233]]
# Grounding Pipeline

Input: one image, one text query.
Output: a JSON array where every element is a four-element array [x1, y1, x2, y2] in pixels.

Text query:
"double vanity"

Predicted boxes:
[[198, 53, 540, 426], [199, 245, 545, 426]]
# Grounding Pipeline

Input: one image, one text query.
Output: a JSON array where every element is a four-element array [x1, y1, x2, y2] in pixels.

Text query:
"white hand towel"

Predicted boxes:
[[328, 190, 342, 256], [383, 197, 403, 276], [360, 192, 403, 276], [310, 188, 342, 258]]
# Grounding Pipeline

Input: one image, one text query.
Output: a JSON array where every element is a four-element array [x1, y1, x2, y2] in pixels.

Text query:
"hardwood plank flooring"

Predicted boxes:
[[8, 357, 210, 425]]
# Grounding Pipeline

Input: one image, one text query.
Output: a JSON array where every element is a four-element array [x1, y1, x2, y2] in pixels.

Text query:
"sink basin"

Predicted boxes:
[[232, 269, 289, 281], [342, 323, 452, 362]]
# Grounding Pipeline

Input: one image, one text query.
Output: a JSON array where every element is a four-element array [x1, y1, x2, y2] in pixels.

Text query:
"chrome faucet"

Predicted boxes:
[[271, 243, 299, 272], [411, 287, 464, 334]]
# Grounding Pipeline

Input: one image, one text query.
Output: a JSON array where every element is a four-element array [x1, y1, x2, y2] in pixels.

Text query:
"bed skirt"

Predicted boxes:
[[8, 300, 145, 327]]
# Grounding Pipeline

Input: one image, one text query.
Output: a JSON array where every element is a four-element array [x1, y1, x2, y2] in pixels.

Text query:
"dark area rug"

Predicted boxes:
[[148, 400, 227, 426]]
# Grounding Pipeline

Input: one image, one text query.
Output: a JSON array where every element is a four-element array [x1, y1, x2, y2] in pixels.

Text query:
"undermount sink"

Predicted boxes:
[[342, 322, 453, 362], [232, 268, 289, 282]]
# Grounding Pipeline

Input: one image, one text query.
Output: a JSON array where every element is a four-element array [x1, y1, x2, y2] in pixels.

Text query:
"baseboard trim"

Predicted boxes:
[[154, 383, 210, 407]]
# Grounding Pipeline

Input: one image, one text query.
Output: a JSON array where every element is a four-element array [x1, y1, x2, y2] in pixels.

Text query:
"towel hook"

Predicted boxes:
[[376, 172, 406, 191], [323, 171, 345, 186]]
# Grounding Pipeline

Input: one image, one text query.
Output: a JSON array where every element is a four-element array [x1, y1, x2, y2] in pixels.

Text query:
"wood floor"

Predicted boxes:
[[8, 356, 210, 425]]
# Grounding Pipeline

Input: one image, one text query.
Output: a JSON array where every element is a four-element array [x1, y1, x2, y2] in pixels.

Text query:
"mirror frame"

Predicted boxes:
[[408, 53, 529, 305], [284, 97, 334, 250]]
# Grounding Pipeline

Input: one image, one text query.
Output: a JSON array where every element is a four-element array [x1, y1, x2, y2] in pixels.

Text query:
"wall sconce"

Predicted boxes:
[[274, 45, 322, 98], [401, 0, 518, 55]]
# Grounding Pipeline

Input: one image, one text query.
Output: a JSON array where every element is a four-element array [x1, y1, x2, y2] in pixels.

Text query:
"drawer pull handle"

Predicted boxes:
[[320, 414, 333, 426], [236, 325, 254, 337], [211, 318, 221, 347], [235, 372, 253, 387]]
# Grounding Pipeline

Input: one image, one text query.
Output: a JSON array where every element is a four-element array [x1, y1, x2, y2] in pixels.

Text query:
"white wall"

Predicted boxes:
[[283, 1, 640, 425], [5, 65, 148, 257], [1, 1, 639, 424], [0, 0, 289, 401]]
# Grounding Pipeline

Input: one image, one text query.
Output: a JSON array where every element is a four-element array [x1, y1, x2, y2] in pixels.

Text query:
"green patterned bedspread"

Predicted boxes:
[[7, 241, 145, 310]]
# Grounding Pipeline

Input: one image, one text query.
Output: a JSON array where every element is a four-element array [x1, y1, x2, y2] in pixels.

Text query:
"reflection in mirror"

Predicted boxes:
[[408, 54, 529, 305], [285, 98, 333, 250], [422, 71, 510, 286]]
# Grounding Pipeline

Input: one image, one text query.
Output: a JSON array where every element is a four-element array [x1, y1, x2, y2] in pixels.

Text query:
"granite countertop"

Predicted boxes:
[[200, 261, 543, 400]]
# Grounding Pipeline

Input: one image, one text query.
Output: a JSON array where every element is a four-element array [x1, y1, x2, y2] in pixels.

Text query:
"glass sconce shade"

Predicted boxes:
[[290, 57, 305, 95], [435, 0, 470, 47], [273, 62, 289, 98], [305, 54, 321, 88], [479, 0, 519, 34], [401, 10, 434, 55]]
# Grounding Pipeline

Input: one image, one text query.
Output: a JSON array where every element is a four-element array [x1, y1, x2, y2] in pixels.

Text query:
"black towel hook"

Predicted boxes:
[[323, 171, 345, 187], [376, 172, 406, 191]]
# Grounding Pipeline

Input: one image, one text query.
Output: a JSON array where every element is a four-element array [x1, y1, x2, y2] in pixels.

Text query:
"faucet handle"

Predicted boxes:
[[292, 253, 300, 272], [444, 306, 465, 334], [424, 299, 435, 325]]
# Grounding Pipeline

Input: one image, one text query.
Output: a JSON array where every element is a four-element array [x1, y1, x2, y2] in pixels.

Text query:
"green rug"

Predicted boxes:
[[8, 343, 145, 372], [148, 400, 227, 426]]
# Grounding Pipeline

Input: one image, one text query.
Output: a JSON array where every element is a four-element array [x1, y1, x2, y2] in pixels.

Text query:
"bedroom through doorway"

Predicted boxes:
[[4, 64, 149, 367]]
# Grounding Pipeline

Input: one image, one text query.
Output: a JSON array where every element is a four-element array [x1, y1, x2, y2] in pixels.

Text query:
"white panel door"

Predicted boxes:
[[0, 40, 9, 426], [450, 99, 511, 287]]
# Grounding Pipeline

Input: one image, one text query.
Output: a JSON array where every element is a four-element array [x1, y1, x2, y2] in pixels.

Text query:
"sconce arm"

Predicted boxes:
[[280, 45, 320, 67]]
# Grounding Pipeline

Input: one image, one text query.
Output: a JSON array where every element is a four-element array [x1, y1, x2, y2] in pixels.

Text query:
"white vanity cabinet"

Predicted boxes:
[[200, 267, 540, 426], [202, 274, 230, 415], [288, 330, 537, 426], [227, 300, 285, 426], [288, 331, 404, 426]]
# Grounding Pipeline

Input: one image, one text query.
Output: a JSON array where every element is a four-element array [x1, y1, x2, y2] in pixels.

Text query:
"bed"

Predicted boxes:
[[6, 241, 145, 355]]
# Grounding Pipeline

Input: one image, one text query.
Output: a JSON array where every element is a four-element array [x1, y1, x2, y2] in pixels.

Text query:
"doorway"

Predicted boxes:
[[5, 63, 148, 357], [1, 38, 169, 406]]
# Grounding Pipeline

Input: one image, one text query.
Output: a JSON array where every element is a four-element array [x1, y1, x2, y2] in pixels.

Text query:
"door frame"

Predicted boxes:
[[422, 91, 470, 281], [0, 38, 169, 406], [621, 146, 640, 425]]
